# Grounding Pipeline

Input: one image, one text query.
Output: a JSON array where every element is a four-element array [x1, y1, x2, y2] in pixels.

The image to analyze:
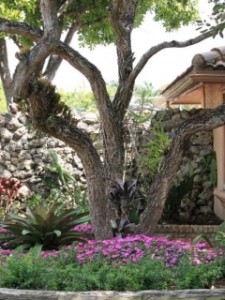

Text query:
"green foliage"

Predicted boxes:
[[173, 256, 223, 289], [194, 220, 225, 249], [128, 110, 153, 125], [0, 0, 40, 24], [59, 89, 96, 113], [0, 202, 90, 250], [133, 82, 160, 115], [0, 0, 40, 44], [0, 245, 48, 289], [1, 0, 199, 48], [0, 245, 47, 289], [162, 177, 194, 222], [42, 150, 76, 189], [77, 1, 114, 48], [200, 152, 217, 187], [0, 84, 7, 113], [151, 0, 199, 31], [106, 80, 118, 98], [38, 150, 88, 210], [102, 259, 172, 291], [76, 0, 199, 48], [196, 0, 225, 38], [59, 81, 120, 113], [140, 112, 171, 176], [0, 251, 224, 291]]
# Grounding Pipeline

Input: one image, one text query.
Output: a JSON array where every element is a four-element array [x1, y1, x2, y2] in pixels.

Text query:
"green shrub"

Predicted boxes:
[[0, 248, 224, 291], [0, 253, 173, 291], [0, 202, 90, 250], [102, 259, 172, 291], [0, 246, 47, 289], [172, 257, 223, 289]]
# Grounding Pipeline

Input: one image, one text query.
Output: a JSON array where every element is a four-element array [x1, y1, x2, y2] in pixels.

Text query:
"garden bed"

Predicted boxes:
[[0, 232, 225, 293], [1, 224, 225, 294]]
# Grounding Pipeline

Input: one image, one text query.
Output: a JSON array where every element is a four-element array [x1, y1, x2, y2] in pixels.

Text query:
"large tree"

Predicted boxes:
[[1, 0, 225, 239]]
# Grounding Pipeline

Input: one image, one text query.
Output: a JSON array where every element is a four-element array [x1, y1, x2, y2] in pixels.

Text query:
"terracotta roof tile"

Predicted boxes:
[[192, 46, 225, 70], [162, 46, 225, 95]]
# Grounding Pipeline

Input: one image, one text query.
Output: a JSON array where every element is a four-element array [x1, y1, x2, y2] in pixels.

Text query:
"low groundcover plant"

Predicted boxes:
[[0, 225, 224, 291]]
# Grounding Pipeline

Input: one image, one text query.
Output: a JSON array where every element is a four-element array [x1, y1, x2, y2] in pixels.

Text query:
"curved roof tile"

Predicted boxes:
[[192, 46, 225, 70]]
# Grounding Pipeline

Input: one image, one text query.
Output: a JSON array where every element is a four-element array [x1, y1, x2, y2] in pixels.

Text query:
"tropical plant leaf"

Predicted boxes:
[[22, 229, 32, 236], [193, 232, 213, 247]]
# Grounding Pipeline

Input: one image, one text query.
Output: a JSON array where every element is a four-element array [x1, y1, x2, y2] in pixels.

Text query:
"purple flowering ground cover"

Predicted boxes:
[[0, 225, 223, 268]]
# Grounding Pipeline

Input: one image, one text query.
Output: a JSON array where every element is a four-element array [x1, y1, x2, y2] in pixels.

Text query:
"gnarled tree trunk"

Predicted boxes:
[[0, 0, 222, 240]]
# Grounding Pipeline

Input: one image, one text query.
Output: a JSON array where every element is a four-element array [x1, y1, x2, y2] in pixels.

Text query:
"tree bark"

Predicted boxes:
[[12, 0, 60, 99], [40, 117, 113, 240], [27, 82, 114, 239], [44, 20, 78, 81]]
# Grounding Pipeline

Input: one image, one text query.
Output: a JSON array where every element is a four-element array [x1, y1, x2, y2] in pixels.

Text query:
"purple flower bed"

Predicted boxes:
[[73, 234, 222, 267], [0, 225, 223, 267]]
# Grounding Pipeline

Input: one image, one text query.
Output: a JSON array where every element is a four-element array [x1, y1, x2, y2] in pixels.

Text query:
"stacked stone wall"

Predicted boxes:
[[0, 109, 216, 223]]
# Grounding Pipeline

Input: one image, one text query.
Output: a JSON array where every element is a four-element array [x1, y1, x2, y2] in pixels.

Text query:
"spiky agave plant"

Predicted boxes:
[[108, 179, 141, 236], [0, 202, 90, 250]]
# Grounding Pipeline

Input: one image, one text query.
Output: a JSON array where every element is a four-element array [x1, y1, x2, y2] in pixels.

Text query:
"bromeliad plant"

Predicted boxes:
[[0, 202, 90, 250], [0, 178, 23, 203]]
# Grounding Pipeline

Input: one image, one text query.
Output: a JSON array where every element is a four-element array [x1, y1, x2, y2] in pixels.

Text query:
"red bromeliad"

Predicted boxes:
[[0, 177, 23, 206]]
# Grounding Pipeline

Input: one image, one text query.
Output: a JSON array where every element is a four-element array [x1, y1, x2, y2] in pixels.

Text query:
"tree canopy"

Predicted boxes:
[[0, 0, 199, 47]]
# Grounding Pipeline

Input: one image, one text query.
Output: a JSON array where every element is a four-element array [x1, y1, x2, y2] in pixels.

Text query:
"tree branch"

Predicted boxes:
[[131, 29, 216, 83], [0, 17, 112, 113], [109, 0, 135, 82], [109, 0, 136, 121], [0, 17, 43, 42], [0, 16, 124, 176], [113, 29, 217, 121], [12, 0, 60, 99], [42, 116, 103, 172], [44, 19, 78, 80]]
